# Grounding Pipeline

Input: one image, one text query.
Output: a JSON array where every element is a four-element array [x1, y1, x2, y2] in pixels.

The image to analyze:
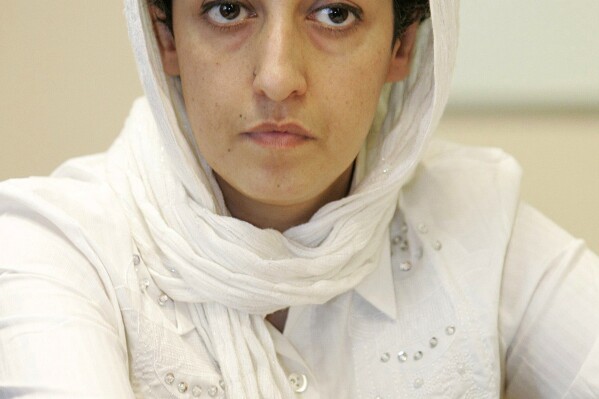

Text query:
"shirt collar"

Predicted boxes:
[[354, 234, 398, 320]]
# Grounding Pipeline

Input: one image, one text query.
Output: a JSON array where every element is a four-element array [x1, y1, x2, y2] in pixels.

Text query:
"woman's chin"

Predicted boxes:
[[237, 183, 318, 208], [216, 172, 317, 205]]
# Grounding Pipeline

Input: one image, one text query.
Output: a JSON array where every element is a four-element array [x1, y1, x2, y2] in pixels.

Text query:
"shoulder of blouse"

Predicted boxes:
[[0, 151, 133, 316], [500, 203, 599, 397], [0, 153, 136, 397]]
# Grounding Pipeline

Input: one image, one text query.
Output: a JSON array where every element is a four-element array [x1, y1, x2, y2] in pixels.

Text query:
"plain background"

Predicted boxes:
[[1, 2, 598, 252]]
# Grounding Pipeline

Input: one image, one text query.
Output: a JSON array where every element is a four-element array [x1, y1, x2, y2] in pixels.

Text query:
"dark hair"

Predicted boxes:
[[149, 0, 430, 40]]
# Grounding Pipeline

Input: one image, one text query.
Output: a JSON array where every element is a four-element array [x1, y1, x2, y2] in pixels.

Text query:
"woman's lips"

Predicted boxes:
[[245, 131, 313, 149], [243, 122, 315, 149]]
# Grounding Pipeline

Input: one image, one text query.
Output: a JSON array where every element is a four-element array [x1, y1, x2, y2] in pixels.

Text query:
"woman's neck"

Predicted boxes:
[[216, 166, 353, 232]]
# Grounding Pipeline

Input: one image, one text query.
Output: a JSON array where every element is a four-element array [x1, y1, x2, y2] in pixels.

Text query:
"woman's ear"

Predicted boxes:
[[386, 21, 420, 83], [150, 6, 180, 76]]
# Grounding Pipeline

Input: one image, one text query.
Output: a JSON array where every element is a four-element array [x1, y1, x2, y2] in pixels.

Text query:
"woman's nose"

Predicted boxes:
[[252, 21, 308, 103]]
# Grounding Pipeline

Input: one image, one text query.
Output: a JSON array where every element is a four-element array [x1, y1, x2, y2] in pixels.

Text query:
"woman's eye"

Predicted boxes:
[[312, 6, 358, 28], [205, 2, 251, 25]]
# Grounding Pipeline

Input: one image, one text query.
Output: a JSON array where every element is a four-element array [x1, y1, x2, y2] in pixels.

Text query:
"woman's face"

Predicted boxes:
[[157, 0, 413, 208]]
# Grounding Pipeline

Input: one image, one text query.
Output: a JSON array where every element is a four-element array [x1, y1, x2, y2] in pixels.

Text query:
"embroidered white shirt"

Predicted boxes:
[[1, 145, 598, 399]]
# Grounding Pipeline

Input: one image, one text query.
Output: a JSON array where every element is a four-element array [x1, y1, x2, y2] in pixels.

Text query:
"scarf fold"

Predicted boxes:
[[110, 0, 460, 396]]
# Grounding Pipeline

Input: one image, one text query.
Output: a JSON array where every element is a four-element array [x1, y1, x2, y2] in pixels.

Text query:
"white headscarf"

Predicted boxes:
[[108, 0, 459, 397]]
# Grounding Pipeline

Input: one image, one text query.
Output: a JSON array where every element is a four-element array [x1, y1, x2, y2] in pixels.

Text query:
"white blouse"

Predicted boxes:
[[0, 142, 598, 399]]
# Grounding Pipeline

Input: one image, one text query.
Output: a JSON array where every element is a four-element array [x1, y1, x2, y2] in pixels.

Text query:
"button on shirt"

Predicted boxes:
[[1, 148, 599, 398]]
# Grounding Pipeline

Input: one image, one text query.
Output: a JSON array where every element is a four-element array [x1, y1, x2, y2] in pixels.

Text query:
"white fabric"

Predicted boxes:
[[1, 146, 599, 398], [106, 0, 458, 396]]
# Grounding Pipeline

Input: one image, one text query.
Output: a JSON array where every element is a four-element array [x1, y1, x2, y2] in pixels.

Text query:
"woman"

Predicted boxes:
[[0, 0, 597, 398]]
